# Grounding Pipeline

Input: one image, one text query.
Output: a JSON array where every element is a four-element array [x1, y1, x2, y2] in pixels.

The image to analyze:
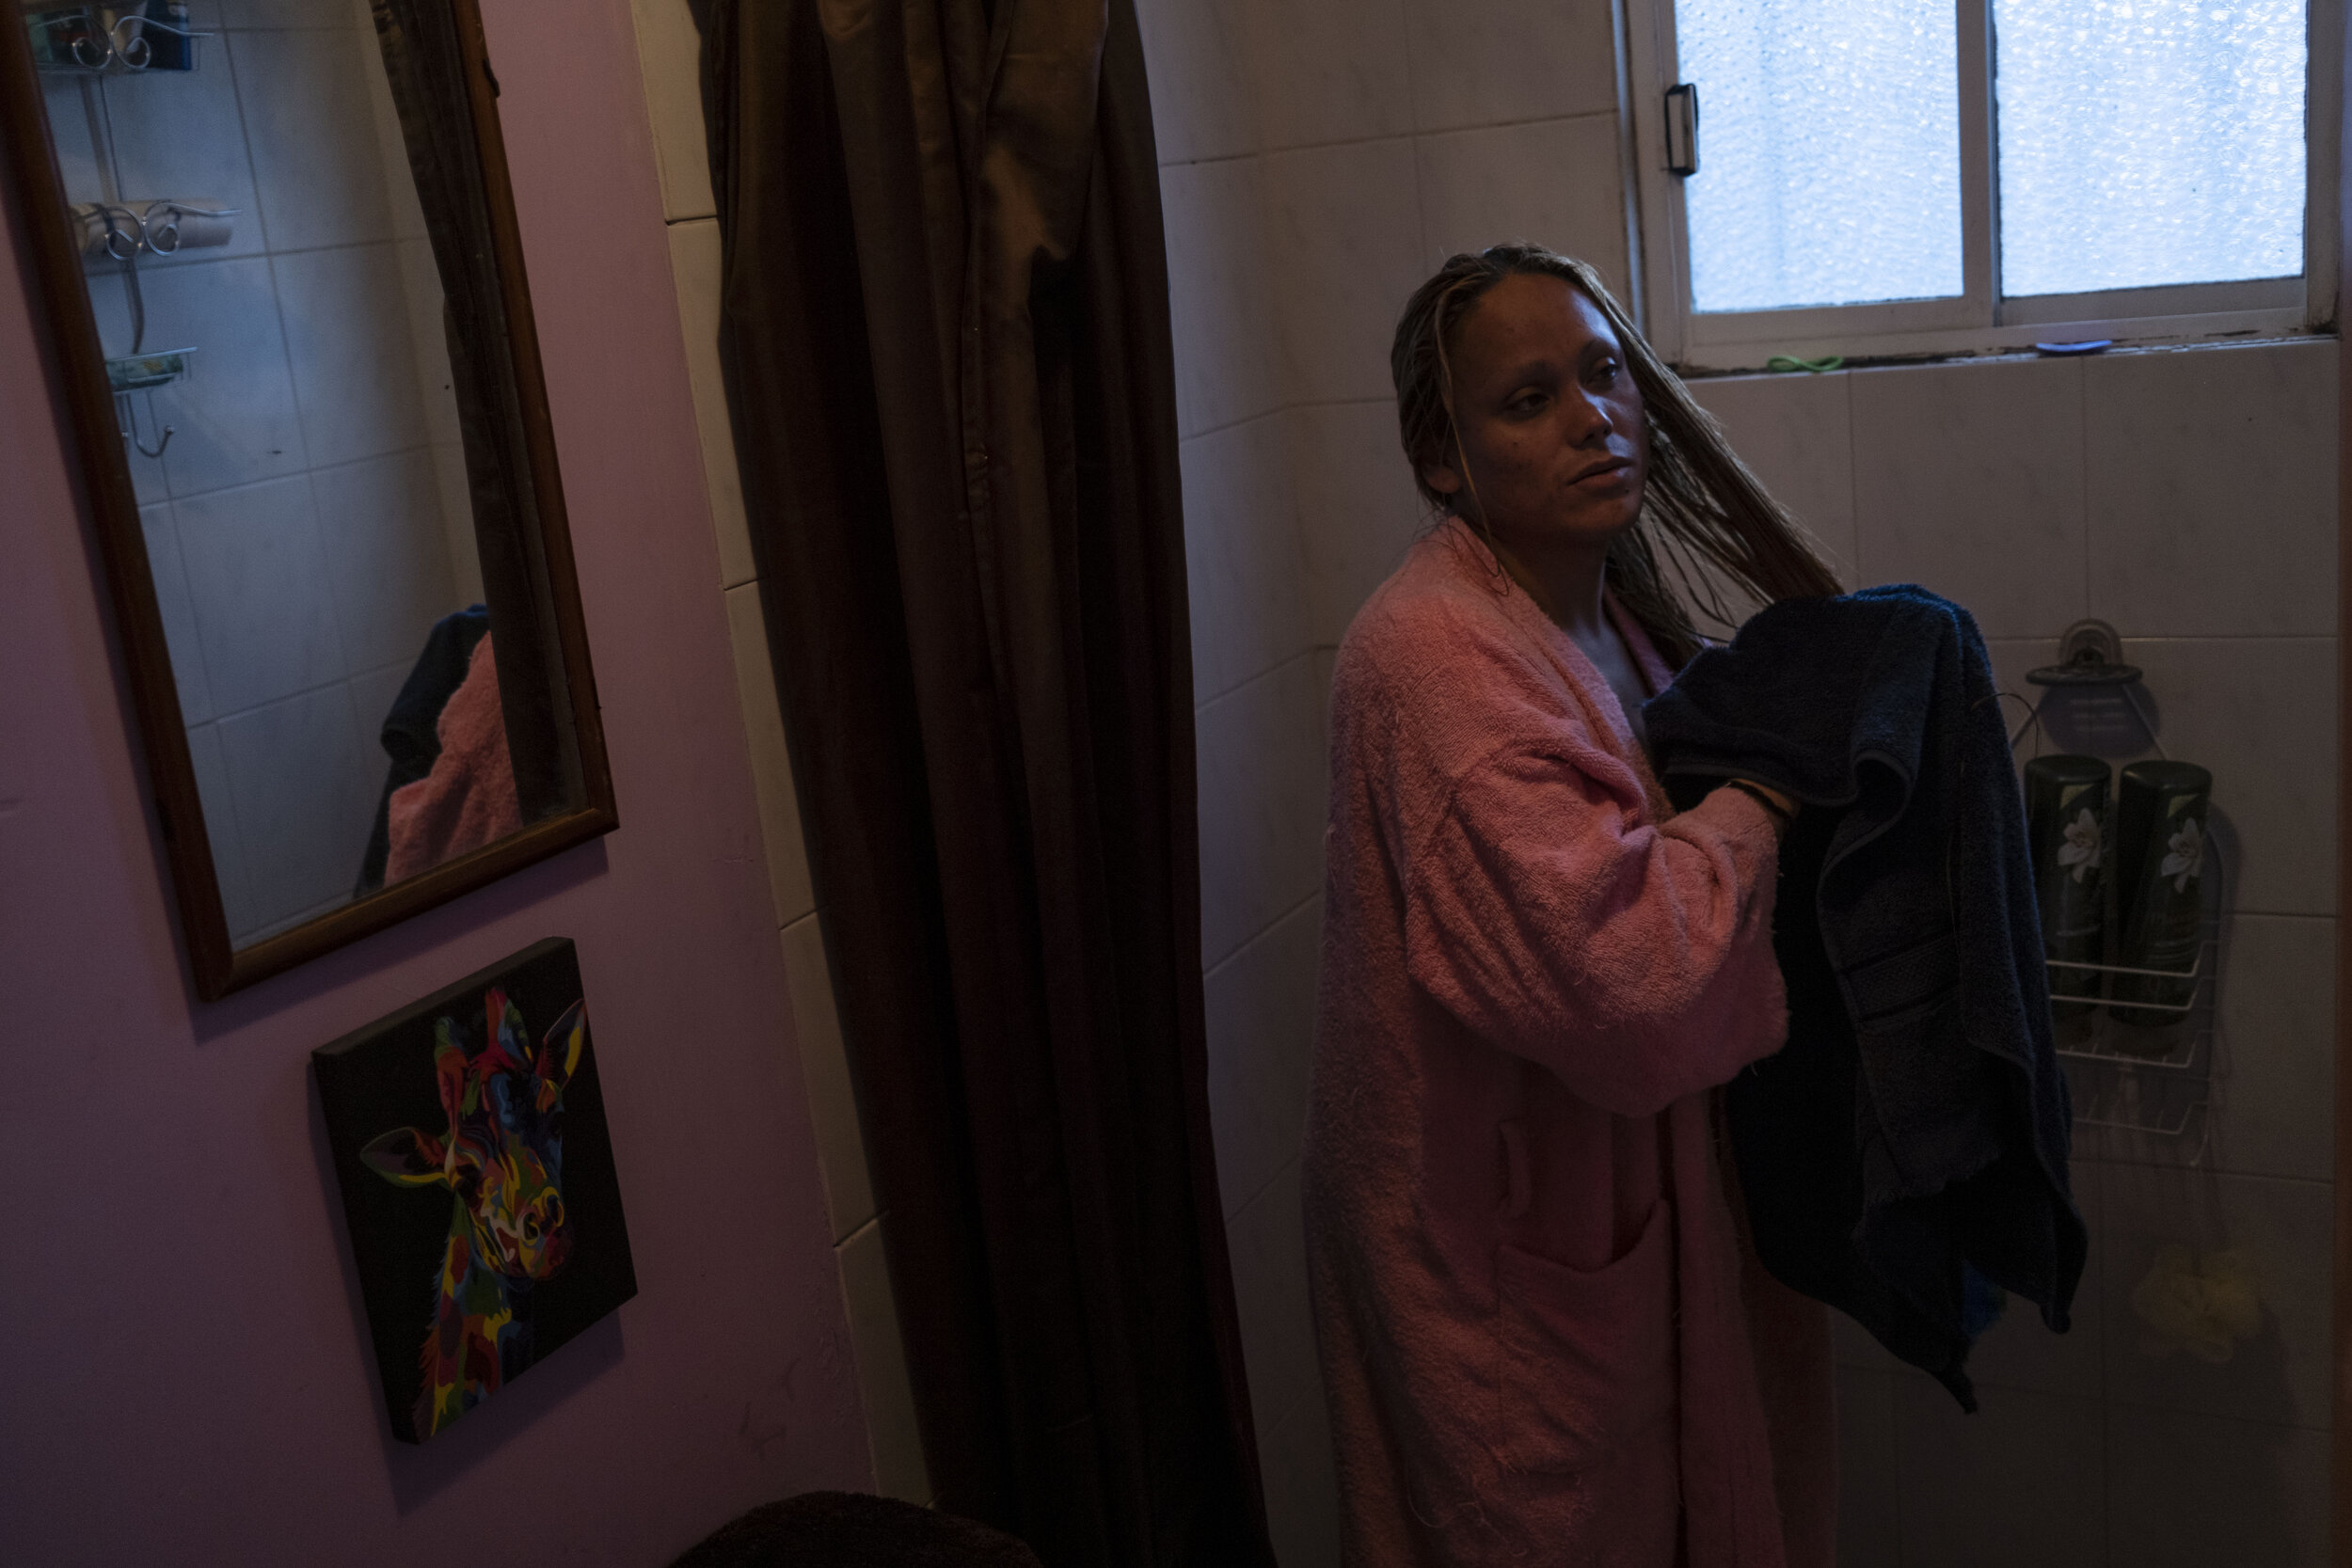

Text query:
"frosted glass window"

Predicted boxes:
[[1677, 0, 1963, 313], [1995, 1, 2306, 297]]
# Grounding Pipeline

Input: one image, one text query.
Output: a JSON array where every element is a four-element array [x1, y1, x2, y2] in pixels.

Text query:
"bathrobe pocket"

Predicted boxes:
[[1493, 1197, 1677, 1477]]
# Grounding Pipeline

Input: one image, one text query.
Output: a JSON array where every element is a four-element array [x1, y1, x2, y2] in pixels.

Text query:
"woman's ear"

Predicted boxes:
[[1420, 459, 1462, 499]]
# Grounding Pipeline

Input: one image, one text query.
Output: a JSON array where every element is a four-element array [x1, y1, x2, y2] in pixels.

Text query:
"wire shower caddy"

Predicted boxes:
[[2011, 619, 2220, 1163]]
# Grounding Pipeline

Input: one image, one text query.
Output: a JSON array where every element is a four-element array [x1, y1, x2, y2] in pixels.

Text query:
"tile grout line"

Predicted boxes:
[[1842, 370, 1864, 587], [1203, 887, 1323, 984], [165, 440, 444, 511], [2079, 358, 2093, 626], [1182, 396, 1403, 453], [143, 509, 217, 725], [1154, 108, 1623, 175], [1180, 400, 1291, 451], [2094, 1391, 2334, 1436], [1394, 0, 1434, 266], [1286, 395, 1398, 413], [1220, 1149, 1301, 1237], [2081, 1164, 2336, 1191], [1194, 642, 1321, 716], [182, 26, 314, 774], [192, 624, 488, 726]]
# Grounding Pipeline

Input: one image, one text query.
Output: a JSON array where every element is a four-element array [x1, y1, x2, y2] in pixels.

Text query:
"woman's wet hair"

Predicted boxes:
[[1391, 243, 1842, 667]]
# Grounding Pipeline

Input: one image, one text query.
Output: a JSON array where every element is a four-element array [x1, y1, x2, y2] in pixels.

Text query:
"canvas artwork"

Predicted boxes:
[[315, 938, 637, 1443]]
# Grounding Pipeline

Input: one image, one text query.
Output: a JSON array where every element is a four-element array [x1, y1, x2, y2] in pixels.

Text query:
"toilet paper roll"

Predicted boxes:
[[74, 199, 236, 259]]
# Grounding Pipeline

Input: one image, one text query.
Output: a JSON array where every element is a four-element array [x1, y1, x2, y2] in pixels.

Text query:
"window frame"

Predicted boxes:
[[1621, 0, 2345, 370]]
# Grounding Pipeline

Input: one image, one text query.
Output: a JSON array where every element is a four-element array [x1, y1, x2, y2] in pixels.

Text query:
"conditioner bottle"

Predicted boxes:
[[2108, 760, 2212, 1029], [2024, 754, 2110, 1019]]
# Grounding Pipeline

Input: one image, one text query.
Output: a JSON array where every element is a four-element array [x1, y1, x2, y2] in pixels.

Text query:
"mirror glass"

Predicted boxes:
[[22, 0, 600, 965]]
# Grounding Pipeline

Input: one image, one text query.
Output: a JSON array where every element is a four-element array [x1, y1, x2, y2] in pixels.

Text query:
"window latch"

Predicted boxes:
[[1664, 82, 1699, 177]]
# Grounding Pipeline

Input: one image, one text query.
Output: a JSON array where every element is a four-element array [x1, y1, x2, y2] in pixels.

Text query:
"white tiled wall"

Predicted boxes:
[[1139, 0, 1656, 1557], [1139, 0, 1659, 1557], [42, 0, 478, 942], [1700, 341, 2340, 1565], [624, 0, 926, 1508]]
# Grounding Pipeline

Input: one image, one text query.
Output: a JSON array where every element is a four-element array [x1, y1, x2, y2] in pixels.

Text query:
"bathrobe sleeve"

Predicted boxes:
[[1402, 747, 1788, 1117]]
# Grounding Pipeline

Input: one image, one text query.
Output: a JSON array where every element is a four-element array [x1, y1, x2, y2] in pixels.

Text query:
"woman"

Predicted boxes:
[[1302, 245, 1843, 1568]]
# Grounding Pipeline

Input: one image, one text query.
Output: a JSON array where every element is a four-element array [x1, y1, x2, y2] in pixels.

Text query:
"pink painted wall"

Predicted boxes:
[[0, 0, 873, 1559]]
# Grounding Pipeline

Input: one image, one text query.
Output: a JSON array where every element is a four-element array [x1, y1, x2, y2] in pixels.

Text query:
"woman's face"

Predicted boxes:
[[1421, 273, 1647, 553]]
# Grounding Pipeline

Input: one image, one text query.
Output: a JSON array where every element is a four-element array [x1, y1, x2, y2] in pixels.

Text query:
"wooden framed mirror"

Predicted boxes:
[[1, 0, 613, 1000]]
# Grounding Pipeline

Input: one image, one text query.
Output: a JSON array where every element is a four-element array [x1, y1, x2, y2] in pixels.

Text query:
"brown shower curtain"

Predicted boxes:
[[703, 1, 1276, 1562], [366, 0, 577, 818]]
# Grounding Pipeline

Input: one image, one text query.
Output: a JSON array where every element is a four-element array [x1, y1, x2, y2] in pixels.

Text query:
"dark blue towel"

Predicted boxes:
[[1644, 585, 2087, 1411]]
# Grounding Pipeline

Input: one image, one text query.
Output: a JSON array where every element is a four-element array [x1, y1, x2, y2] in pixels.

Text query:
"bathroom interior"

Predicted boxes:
[[1145, 2, 2338, 1560], [0, 0, 2340, 1562]]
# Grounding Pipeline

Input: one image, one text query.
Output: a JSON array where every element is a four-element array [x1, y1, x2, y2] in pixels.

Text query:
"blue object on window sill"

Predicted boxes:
[[2034, 340, 2114, 356]]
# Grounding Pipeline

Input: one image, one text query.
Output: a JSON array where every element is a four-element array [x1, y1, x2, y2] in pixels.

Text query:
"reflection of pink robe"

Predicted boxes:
[[385, 633, 521, 883], [1304, 520, 1832, 1568]]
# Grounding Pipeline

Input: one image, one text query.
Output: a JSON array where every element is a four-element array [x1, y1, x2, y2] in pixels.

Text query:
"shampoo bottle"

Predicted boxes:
[[143, 0, 192, 71], [2024, 754, 2110, 1019], [2108, 760, 2212, 1028]]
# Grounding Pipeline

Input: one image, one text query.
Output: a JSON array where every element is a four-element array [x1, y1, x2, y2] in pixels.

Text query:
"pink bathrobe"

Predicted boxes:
[[1304, 519, 1830, 1567]]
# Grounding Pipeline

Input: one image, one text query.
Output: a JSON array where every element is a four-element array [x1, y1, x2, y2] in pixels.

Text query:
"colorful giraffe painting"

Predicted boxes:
[[358, 987, 585, 1438]]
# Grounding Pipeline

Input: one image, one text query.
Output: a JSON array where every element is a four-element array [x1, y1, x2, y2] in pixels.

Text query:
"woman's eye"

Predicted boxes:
[[1588, 359, 1620, 386], [1507, 391, 1547, 414]]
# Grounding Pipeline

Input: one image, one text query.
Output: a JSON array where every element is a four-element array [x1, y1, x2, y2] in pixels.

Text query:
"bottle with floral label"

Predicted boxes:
[[2109, 760, 2212, 1029], [2024, 754, 2110, 1019]]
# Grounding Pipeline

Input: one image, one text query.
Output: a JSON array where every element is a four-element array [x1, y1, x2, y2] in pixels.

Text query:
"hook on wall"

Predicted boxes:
[[2026, 619, 2143, 688], [117, 389, 173, 458], [104, 348, 191, 461]]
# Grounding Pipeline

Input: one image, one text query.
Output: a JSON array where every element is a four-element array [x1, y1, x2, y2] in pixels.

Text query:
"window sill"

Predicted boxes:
[[1674, 309, 2334, 378]]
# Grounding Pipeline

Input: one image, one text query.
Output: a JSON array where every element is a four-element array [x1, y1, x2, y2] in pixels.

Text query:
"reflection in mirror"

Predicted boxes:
[[9, 0, 611, 993], [40, 0, 487, 943]]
